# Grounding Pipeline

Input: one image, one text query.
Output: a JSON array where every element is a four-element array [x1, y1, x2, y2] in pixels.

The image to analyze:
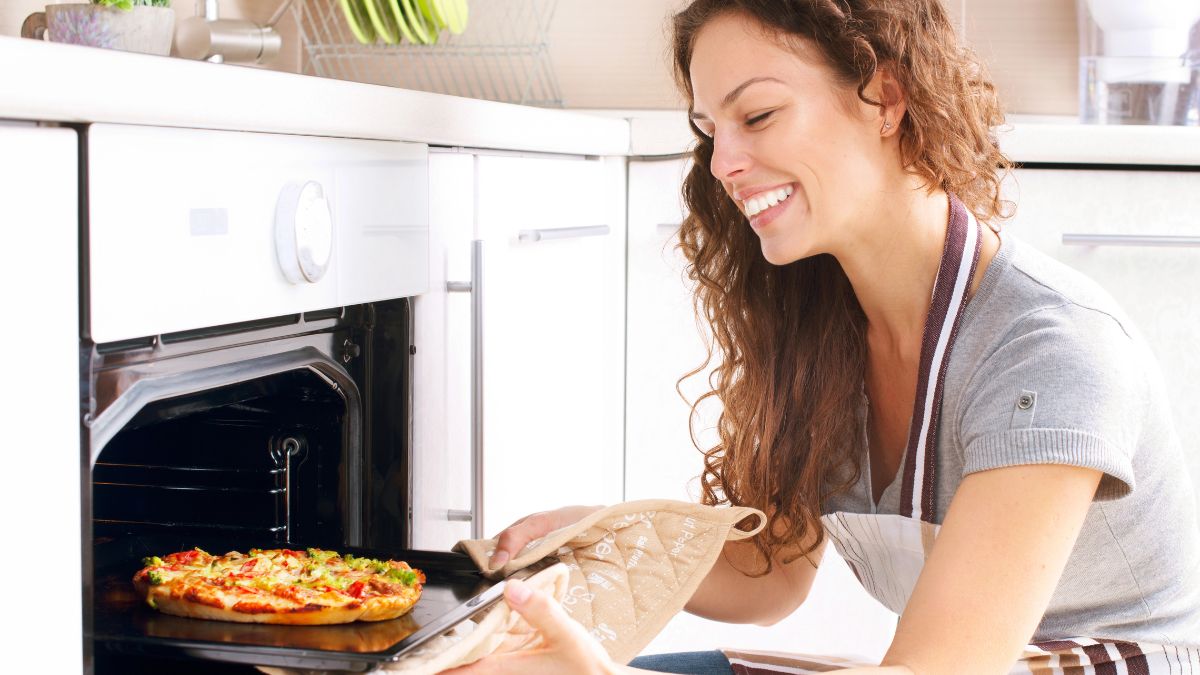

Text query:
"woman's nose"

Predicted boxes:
[[709, 133, 750, 181]]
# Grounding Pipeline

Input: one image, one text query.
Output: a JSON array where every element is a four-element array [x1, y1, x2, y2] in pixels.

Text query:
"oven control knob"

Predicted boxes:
[[275, 181, 333, 284]]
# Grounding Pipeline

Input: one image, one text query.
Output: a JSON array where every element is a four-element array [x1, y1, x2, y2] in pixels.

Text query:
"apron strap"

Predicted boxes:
[[899, 196, 982, 522]]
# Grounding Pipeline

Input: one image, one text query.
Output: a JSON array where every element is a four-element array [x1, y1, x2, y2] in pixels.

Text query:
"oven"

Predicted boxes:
[[75, 123, 485, 673]]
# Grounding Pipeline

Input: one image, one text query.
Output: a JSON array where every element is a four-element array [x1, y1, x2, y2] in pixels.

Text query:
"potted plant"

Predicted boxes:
[[21, 1, 175, 56]]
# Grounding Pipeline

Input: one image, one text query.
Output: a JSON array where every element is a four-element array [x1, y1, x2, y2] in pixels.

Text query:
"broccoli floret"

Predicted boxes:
[[147, 570, 166, 585], [306, 548, 339, 563], [142, 555, 164, 567], [385, 567, 418, 585]]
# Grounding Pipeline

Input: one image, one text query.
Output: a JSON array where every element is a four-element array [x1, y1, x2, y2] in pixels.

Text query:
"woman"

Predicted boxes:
[[447, 1, 1200, 673]]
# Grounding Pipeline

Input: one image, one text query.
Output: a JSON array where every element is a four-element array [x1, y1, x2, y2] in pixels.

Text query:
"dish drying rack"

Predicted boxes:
[[293, 0, 564, 107]]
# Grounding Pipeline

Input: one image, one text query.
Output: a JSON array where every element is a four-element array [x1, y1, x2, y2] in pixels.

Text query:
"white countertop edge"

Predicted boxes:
[[0, 36, 630, 156], [586, 109, 1200, 166]]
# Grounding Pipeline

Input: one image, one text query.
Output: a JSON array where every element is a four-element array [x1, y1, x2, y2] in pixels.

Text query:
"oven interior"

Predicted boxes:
[[87, 300, 486, 673], [93, 368, 347, 546]]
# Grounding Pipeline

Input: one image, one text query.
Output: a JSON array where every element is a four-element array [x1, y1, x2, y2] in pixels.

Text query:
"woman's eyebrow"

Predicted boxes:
[[721, 77, 785, 107], [691, 76, 786, 120]]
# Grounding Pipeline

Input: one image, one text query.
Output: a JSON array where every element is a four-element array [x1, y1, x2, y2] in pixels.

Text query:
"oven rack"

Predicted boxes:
[[293, 0, 564, 107]]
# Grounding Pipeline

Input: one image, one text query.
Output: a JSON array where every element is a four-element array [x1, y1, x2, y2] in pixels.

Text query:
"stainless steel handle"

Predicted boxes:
[[519, 225, 610, 243], [1062, 234, 1200, 248], [445, 241, 485, 539]]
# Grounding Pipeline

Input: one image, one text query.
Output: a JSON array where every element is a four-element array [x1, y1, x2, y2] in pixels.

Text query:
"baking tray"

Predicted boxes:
[[91, 536, 522, 672]]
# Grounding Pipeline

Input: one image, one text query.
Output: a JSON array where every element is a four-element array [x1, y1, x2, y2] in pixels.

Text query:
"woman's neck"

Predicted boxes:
[[834, 183, 952, 363]]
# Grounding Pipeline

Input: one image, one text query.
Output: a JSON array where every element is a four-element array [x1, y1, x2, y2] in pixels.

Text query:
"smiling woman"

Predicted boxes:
[[450, 2, 1200, 675]]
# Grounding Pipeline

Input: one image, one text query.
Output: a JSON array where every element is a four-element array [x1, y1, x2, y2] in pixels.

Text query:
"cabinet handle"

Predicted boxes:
[[519, 225, 610, 242], [444, 240, 485, 539], [1062, 234, 1200, 248]]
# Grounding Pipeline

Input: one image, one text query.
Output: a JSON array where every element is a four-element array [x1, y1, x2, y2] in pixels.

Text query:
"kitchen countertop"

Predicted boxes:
[[614, 110, 1200, 165], [0, 36, 629, 156], [3, 35, 1199, 164]]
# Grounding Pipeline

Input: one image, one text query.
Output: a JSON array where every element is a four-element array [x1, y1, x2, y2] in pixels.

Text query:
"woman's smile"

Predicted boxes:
[[737, 183, 796, 230]]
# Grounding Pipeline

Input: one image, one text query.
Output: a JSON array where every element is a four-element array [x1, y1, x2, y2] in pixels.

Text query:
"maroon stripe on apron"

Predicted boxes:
[[732, 664, 825, 675], [919, 202, 981, 518], [1114, 641, 1150, 675], [1082, 642, 1117, 672], [898, 195, 977, 520], [1032, 639, 1085, 652]]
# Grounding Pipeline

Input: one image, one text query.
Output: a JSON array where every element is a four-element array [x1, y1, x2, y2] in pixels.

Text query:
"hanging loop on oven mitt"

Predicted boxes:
[[452, 499, 767, 665]]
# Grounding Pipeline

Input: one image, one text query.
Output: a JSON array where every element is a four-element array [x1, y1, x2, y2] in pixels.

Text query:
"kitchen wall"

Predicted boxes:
[[546, 0, 1078, 115], [1, 0, 1078, 115]]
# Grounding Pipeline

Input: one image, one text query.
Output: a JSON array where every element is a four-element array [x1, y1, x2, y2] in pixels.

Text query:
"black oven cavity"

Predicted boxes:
[[87, 299, 416, 673]]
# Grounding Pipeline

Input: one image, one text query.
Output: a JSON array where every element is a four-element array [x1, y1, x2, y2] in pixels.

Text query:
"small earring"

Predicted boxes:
[[882, 120, 893, 132]]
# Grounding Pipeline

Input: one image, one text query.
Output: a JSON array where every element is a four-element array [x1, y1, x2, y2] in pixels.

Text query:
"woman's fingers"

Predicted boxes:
[[490, 512, 549, 570], [487, 505, 604, 571], [502, 579, 580, 646]]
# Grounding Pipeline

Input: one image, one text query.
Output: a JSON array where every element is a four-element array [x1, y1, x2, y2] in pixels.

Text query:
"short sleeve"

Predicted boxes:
[[957, 303, 1147, 500]]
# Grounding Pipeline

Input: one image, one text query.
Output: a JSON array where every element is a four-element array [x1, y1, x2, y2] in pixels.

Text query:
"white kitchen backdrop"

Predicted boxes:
[[3, 0, 1198, 668]]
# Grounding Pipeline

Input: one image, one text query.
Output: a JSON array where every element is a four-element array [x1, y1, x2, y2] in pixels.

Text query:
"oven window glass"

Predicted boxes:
[[93, 368, 348, 547]]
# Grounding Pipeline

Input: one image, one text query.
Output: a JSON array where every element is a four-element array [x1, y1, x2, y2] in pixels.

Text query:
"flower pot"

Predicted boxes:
[[22, 4, 175, 56]]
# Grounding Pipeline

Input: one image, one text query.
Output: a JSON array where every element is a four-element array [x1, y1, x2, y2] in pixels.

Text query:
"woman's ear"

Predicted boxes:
[[872, 64, 907, 137]]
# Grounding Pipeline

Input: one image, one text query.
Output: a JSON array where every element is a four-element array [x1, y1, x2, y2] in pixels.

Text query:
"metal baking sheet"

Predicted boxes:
[[92, 540, 503, 672]]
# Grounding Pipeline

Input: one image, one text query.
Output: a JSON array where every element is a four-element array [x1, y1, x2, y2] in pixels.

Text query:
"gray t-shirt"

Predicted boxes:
[[824, 232, 1200, 646]]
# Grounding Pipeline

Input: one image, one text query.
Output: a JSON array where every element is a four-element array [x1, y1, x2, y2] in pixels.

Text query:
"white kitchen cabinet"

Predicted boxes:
[[625, 157, 713, 502], [0, 123, 80, 672], [413, 151, 627, 549], [412, 152, 475, 551], [625, 158, 897, 662], [474, 154, 627, 536], [1000, 168, 1200, 516]]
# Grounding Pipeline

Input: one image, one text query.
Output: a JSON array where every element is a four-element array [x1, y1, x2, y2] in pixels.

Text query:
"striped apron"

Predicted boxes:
[[725, 199, 1197, 674]]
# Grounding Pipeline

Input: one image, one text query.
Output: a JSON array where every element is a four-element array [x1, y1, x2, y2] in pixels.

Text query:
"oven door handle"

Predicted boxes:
[[446, 239, 485, 539]]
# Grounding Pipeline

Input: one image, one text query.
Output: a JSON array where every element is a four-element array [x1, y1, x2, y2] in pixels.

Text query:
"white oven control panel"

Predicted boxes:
[[87, 124, 429, 343]]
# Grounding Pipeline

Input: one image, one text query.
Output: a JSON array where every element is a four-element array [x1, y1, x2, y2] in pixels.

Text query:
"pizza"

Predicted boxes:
[[132, 547, 425, 625]]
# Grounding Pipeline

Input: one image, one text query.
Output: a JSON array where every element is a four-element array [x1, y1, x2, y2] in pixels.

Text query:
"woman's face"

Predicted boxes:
[[689, 12, 892, 265]]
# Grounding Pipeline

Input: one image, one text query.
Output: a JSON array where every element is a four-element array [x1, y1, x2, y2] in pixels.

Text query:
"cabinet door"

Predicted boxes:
[[411, 152, 475, 551], [1001, 168, 1200, 509], [625, 158, 896, 661], [625, 157, 712, 502], [474, 154, 627, 536], [0, 123, 80, 671]]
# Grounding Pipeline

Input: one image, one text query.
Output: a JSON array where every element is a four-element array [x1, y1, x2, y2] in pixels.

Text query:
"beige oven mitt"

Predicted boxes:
[[453, 499, 767, 665]]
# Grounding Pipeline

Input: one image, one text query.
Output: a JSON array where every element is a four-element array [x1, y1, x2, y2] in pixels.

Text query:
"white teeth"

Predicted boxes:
[[743, 186, 792, 217]]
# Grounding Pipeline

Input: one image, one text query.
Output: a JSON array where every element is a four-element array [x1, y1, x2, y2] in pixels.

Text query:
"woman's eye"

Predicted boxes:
[[746, 110, 775, 127]]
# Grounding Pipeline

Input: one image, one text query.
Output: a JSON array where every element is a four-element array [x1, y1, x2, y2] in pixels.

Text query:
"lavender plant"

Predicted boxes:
[[92, 0, 171, 9]]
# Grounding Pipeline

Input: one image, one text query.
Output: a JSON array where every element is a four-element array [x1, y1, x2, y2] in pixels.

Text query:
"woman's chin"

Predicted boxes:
[[759, 239, 807, 266]]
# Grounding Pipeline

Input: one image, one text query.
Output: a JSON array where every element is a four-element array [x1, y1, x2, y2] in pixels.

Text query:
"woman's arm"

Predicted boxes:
[[684, 535, 825, 626], [843, 463, 1103, 675]]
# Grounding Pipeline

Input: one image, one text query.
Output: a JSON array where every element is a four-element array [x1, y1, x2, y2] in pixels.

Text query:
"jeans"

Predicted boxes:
[[628, 650, 735, 674]]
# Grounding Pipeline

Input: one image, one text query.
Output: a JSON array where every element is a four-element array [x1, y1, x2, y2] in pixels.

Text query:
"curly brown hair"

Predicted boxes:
[[671, 0, 1012, 572]]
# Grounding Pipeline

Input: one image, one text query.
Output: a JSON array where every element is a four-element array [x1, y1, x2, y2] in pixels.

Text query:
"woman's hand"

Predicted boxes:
[[439, 578, 621, 675], [487, 505, 604, 570]]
